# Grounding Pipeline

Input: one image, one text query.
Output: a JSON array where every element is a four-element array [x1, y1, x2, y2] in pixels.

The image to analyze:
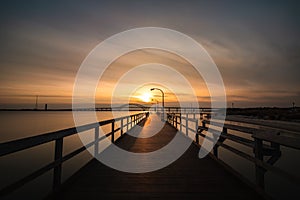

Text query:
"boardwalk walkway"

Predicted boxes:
[[50, 114, 264, 200]]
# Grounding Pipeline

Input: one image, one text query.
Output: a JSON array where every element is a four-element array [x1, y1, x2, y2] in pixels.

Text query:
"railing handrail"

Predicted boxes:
[[201, 119, 300, 150], [166, 112, 300, 195], [0, 111, 148, 197], [0, 112, 146, 157]]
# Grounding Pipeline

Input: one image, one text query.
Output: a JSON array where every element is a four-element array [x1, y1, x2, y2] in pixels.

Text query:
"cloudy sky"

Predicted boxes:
[[0, 0, 299, 108]]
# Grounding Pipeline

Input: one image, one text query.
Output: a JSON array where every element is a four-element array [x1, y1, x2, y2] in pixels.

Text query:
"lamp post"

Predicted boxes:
[[150, 88, 165, 120], [151, 98, 159, 112]]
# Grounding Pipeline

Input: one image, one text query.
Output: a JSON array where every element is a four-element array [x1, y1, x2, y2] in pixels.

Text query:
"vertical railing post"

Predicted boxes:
[[172, 115, 175, 126], [180, 114, 182, 133], [127, 116, 129, 132], [223, 127, 227, 135], [53, 138, 63, 191], [94, 126, 99, 156], [132, 116, 134, 126], [129, 116, 131, 129], [111, 121, 115, 143], [213, 127, 226, 158], [186, 115, 189, 136], [213, 144, 218, 157], [195, 119, 199, 144], [120, 118, 124, 136], [175, 115, 178, 129], [202, 121, 206, 130], [254, 138, 265, 190], [133, 115, 135, 125]]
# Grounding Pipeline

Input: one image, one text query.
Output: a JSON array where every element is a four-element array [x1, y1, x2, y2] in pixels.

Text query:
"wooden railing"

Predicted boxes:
[[0, 112, 148, 197], [167, 113, 300, 195]]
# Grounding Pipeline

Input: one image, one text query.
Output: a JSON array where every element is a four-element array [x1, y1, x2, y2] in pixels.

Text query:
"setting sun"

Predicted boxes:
[[139, 93, 152, 102]]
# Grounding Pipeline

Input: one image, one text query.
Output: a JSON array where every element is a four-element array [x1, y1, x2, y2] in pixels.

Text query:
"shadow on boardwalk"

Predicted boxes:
[[49, 114, 264, 200]]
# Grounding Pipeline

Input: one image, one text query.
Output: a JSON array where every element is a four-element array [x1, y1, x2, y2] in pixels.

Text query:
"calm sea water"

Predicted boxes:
[[0, 111, 299, 199]]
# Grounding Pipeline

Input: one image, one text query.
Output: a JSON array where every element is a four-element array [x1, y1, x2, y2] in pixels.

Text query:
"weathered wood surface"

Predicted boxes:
[[49, 114, 264, 200]]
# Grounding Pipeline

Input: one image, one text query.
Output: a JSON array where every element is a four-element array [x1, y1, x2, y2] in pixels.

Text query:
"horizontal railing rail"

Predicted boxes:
[[0, 112, 149, 197], [167, 112, 300, 195]]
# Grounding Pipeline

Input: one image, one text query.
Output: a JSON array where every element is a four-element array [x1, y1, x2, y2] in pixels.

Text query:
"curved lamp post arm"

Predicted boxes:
[[150, 88, 165, 120]]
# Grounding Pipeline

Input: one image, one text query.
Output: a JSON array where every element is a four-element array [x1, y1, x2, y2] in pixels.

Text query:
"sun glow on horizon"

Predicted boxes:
[[139, 93, 152, 103]]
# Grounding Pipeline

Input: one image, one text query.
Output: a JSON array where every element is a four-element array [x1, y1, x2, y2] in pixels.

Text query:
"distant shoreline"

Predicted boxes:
[[0, 107, 297, 111], [227, 107, 299, 122], [0, 108, 149, 112], [0, 108, 73, 111], [0, 107, 299, 122]]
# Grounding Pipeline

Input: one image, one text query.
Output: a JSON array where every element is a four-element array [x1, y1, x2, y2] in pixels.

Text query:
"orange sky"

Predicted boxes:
[[0, 1, 299, 108]]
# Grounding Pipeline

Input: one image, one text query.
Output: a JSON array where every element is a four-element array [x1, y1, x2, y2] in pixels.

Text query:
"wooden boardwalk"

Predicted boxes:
[[49, 114, 264, 200]]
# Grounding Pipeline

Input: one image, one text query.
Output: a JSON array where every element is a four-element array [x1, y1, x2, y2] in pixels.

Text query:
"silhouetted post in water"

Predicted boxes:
[[45, 104, 48, 111], [292, 102, 295, 110], [35, 95, 38, 110]]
